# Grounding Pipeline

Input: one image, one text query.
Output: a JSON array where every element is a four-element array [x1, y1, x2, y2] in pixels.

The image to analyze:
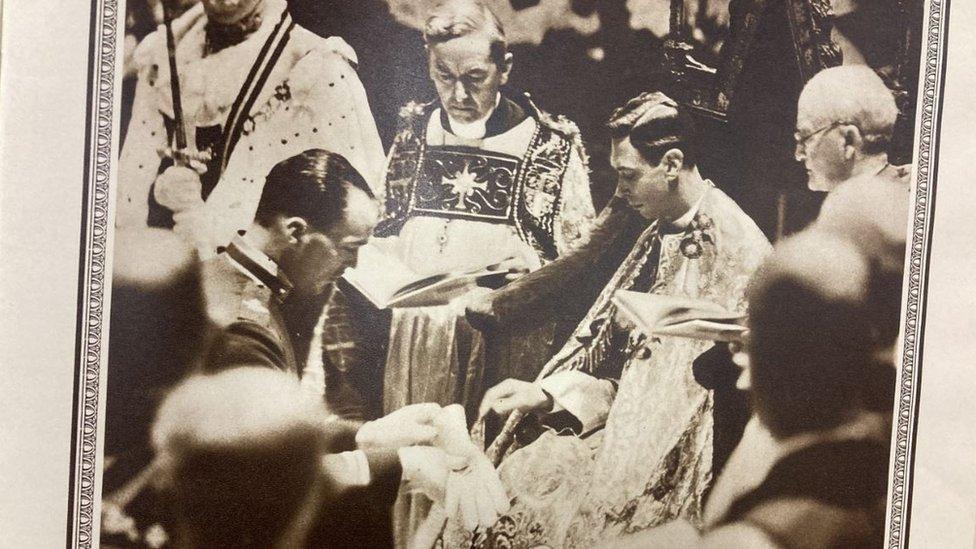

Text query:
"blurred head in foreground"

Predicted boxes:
[[106, 228, 209, 456], [816, 171, 910, 354], [746, 230, 896, 440], [152, 367, 335, 548]]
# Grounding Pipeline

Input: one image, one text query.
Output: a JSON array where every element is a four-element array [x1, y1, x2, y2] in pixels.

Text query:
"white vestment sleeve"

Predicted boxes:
[[538, 370, 616, 433], [117, 59, 166, 228], [321, 450, 372, 488], [182, 39, 386, 253]]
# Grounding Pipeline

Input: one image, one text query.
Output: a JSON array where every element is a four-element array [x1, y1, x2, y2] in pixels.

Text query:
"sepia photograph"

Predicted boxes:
[[34, 0, 937, 547]]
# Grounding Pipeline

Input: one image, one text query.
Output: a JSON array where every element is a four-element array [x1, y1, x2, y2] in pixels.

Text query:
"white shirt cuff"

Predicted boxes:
[[538, 370, 616, 433], [321, 450, 372, 488]]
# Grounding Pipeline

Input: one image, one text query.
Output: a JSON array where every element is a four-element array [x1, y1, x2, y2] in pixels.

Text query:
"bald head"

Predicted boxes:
[[152, 368, 333, 547], [795, 66, 898, 191], [798, 66, 898, 147]]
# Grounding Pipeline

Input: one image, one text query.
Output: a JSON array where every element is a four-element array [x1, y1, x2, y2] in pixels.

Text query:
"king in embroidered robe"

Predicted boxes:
[[117, 0, 385, 255], [435, 92, 771, 549]]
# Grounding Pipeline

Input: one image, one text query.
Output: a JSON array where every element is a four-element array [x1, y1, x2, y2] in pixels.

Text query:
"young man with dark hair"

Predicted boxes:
[[442, 91, 770, 547], [203, 148, 378, 377]]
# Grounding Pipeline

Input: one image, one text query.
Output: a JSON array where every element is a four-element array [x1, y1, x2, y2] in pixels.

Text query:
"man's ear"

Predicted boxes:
[[662, 148, 685, 183], [283, 217, 309, 243], [840, 125, 863, 160], [499, 52, 514, 86]]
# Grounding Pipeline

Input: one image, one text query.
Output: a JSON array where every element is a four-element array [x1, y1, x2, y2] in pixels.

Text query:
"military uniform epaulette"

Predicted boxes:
[[233, 281, 276, 329], [201, 252, 278, 331]]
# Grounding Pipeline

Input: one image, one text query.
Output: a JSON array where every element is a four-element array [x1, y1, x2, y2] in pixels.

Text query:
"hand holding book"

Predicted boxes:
[[342, 240, 523, 309], [612, 290, 749, 343]]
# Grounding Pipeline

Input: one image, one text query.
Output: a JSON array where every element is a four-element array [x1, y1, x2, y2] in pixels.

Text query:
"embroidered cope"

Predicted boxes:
[[440, 186, 770, 549]]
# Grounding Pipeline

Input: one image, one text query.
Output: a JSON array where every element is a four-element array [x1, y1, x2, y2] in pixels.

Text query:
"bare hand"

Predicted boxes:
[[355, 402, 441, 450], [465, 294, 497, 332], [478, 379, 552, 421]]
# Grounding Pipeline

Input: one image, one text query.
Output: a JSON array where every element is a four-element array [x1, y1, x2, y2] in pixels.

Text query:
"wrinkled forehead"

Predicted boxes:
[[428, 32, 496, 70], [795, 87, 843, 132], [795, 105, 829, 132]]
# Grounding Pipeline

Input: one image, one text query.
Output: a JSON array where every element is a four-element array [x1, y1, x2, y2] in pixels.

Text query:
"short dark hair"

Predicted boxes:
[[746, 231, 894, 439], [255, 149, 374, 234], [607, 91, 698, 168]]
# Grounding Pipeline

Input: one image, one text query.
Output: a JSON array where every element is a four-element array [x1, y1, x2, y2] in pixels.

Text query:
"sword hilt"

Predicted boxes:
[[158, 146, 213, 173]]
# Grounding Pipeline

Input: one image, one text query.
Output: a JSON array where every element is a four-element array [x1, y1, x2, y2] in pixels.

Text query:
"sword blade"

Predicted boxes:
[[163, 0, 187, 153]]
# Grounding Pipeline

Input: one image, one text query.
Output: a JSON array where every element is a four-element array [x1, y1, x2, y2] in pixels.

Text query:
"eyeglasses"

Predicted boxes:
[[793, 121, 850, 148]]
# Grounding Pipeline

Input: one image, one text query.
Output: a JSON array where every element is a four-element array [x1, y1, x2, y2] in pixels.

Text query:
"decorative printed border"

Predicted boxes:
[[886, 0, 951, 547], [68, 0, 119, 547], [62, 0, 950, 547]]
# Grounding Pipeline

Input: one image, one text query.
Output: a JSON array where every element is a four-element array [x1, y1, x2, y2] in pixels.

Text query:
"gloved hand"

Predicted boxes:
[[398, 446, 450, 504], [154, 165, 204, 214], [434, 405, 510, 530], [355, 402, 441, 450]]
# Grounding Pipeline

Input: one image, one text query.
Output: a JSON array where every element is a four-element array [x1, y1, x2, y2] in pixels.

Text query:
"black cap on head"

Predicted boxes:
[[607, 91, 697, 167]]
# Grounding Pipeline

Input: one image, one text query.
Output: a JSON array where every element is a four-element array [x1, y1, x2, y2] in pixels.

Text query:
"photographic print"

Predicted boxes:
[[0, 0, 957, 547]]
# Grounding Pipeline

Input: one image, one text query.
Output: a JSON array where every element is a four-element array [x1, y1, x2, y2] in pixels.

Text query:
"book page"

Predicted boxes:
[[613, 290, 745, 336], [342, 240, 419, 307]]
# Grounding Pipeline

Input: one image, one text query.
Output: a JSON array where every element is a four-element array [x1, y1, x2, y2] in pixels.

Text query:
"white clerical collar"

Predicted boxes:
[[446, 94, 501, 140]]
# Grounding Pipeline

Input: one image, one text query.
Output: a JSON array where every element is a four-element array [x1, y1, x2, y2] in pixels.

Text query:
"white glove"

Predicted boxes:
[[434, 405, 510, 531], [443, 453, 510, 531], [398, 446, 449, 504], [154, 166, 204, 214], [355, 403, 441, 450]]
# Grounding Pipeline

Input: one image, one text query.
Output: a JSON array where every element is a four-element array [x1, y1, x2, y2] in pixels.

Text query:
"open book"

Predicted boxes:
[[342, 241, 512, 309], [612, 290, 748, 342]]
